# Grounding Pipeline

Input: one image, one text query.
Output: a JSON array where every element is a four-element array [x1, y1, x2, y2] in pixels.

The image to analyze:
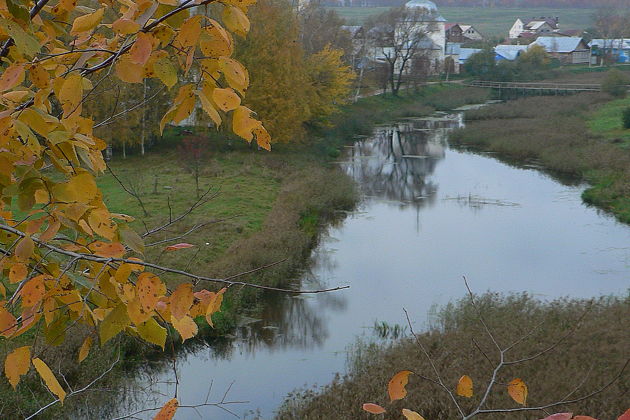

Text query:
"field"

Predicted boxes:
[[331, 6, 597, 38]]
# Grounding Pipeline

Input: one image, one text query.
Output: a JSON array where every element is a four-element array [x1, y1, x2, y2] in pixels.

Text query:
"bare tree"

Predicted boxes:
[[366, 7, 438, 96]]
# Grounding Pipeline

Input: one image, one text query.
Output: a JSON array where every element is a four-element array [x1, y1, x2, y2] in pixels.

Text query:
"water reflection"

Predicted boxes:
[[342, 115, 459, 208]]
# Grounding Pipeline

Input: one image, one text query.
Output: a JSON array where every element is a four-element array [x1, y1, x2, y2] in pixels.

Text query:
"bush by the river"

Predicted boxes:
[[602, 69, 630, 98], [623, 106, 630, 130], [276, 293, 629, 420]]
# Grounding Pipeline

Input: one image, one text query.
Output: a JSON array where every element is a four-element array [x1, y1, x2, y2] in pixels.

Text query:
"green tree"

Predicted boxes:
[[602, 69, 630, 98]]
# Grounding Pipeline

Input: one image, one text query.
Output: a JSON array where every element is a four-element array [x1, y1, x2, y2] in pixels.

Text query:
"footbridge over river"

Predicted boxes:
[[466, 80, 606, 93]]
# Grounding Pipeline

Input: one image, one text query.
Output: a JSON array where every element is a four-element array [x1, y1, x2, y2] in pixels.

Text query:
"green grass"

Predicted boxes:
[[331, 6, 597, 38], [588, 96, 630, 146]]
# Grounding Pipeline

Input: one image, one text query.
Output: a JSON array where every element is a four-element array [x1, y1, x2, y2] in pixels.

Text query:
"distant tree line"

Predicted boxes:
[[323, 0, 626, 8]]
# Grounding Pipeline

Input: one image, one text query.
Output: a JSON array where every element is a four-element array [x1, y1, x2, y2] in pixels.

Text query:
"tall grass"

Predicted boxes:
[[277, 293, 629, 419]]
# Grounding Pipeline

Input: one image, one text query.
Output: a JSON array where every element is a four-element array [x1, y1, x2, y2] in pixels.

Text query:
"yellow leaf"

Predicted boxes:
[[70, 8, 104, 34], [402, 409, 426, 420], [232, 106, 259, 142], [362, 403, 386, 414], [388, 370, 412, 402], [137, 272, 166, 314], [507, 378, 528, 406], [196, 90, 222, 127], [32, 358, 66, 404], [222, 5, 250, 37], [170, 283, 194, 321], [87, 208, 116, 240], [153, 55, 177, 88], [0, 63, 25, 92], [112, 18, 140, 35], [9, 263, 28, 284], [171, 315, 197, 342], [219, 57, 248, 94], [4, 346, 30, 389], [154, 398, 179, 420], [127, 298, 152, 325], [212, 87, 240, 112], [130, 32, 154, 66], [253, 124, 271, 151], [78, 336, 92, 363], [115, 55, 145, 83], [15, 236, 35, 261], [28, 63, 50, 89], [172, 96, 196, 124], [58, 73, 83, 117], [456, 375, 473, 398], [0, 306, 17, 337], [173, 15, 202, 50], [137, 318, 167, 349], [99, 303, 130, 345], [200, 21, 232, 57]]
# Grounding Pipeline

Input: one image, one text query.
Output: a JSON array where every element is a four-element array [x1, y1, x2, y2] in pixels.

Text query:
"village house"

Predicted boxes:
[[494, 44, 529, 61], [445, 23, 484, 43], [509, 17, 559, 39], [589, 39, 630, 64], [530, 36, 590, 64]]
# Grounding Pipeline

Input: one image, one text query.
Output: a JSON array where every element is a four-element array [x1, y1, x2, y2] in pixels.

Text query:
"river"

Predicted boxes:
[[104, 111, 629, 419]]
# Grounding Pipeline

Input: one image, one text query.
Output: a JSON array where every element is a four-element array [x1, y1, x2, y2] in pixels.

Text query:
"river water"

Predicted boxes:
[[108, 112, 629, 419]]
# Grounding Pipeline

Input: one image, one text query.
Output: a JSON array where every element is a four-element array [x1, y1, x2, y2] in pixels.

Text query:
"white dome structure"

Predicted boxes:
[[405, 0, 438, 12]]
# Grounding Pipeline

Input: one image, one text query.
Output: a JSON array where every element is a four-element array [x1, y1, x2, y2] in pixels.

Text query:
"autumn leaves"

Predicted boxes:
[[362, 371, 528, 419]]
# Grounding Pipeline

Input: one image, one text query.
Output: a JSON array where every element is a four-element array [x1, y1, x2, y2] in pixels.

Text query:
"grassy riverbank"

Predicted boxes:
[[0, 84, 491, 418], [449, 93, 630, 223], [277, 293, 629, 419]]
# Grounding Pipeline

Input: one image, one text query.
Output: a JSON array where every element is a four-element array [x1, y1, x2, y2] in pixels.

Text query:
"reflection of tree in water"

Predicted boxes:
[[233, 240, 348, 354], [342, 115, 461, 208]]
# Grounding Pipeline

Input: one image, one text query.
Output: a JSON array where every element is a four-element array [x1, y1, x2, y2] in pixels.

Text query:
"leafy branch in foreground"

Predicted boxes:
[[0, 0, 347, 416]]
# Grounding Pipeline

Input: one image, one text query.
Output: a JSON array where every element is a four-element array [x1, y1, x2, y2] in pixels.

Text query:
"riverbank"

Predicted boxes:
[[0, 84, 492, 417], [277, 293, 629, 419], [449, 92, 630, 223]]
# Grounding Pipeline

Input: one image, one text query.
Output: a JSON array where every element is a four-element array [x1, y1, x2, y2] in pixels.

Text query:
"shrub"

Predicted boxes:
[[623, 106, 630, 129], [601, 69, 630, 98]]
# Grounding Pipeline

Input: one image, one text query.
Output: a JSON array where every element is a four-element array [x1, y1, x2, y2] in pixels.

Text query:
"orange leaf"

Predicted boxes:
[[170, 283, 194, 321], [4, 346, 30, 388], [507, 378, 528, 406], [89, 241, 125, 258], [618, 409, 630, 420], [402, 408, 426, 420], [388, 370, 412, 402], [32, 358, 66, 404], [170, 314, 197, 342], [205, 288, 226, 327], [539, 413, 572, 420], [154, 398, 179, 420], [0, 307, 17, 337], [456, 375, 473, 398], [78, 336, 92, 363], [19, 275, 45, 308], [137, 273, 166, 314], [130, 32, 154, 66], [0, 63, 25, 92], [362, 403, 386, 414], [165, 243, 194, 251]]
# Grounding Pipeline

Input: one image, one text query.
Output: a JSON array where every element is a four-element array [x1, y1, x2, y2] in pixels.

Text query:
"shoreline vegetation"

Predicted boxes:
[[277, 293, 629, 419], [0, 84, 490, 418]]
